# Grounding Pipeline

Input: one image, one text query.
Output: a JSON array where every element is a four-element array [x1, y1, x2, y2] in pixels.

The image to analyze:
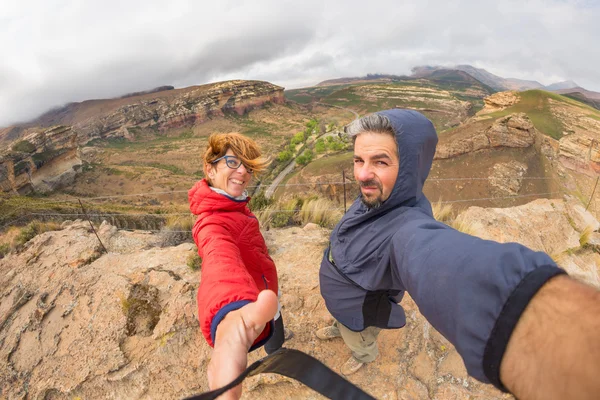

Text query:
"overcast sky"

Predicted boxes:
[[1, 0, 599, 127]]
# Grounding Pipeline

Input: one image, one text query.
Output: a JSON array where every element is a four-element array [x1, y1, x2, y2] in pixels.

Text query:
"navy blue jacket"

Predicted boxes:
[[319, 109, 565, 390]]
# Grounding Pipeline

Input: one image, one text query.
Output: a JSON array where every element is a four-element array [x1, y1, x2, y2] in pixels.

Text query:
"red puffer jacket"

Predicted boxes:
[[188, 179, 277, 349]]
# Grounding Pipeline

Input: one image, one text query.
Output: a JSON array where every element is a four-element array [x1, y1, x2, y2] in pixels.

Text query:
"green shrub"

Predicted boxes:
[[315, 139, 326, 153], [11, 140, 36, 153], [329, 141, 346, 151], [296, 150, 314, 166], [0, 243, 9, 259], [322, 135, 349, 151], [271, 212, 292, 228], [291, 131, 305, 145], [187, 253, 202, 271], [277, 150, 293, 162], [305, 118, 319, 133], [255, 197, 303, 229], [249, 191, 273, 211]]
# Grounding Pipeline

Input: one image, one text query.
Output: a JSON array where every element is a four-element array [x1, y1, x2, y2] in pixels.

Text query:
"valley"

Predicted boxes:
[[1, 67, 600, 400]]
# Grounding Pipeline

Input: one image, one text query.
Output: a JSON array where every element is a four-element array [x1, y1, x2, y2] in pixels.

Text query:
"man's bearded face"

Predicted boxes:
[[353, 132, 399, 209]]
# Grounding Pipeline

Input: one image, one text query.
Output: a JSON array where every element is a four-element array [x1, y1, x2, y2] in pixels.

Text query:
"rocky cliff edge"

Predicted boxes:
[[1, 197, 599, 399]]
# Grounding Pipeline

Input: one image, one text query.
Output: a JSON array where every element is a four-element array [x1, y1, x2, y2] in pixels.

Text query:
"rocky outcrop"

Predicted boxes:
[[4, 196, 599, 399], [435, 113, 536, 159], [478, 91, 518, 114], [489, 161, 528, 195], [0, 218, 506, 400], [541, 98, 600, 176], [29, 149, 82, 194], [0, 221, 204, 399], [458, 197, 600, 287]]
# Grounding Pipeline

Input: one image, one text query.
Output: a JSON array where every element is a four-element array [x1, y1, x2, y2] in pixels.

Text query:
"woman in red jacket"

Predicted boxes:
[[188, 133, 288, 393]]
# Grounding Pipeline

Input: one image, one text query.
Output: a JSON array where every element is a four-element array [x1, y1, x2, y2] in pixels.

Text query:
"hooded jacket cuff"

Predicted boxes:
[[482, 265, 566, 391]]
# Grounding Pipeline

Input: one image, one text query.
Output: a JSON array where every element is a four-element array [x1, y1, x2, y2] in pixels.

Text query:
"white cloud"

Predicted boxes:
[[1, 0, 599, 127]]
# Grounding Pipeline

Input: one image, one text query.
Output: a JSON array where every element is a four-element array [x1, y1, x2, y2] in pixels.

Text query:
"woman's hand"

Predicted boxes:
[[207, 290, 278, 399]]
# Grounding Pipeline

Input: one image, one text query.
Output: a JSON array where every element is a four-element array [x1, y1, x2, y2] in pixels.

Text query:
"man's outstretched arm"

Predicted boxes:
[[389, 214, 600, 396], [501, 275, 600, 400], [207, 290, 278, 400]]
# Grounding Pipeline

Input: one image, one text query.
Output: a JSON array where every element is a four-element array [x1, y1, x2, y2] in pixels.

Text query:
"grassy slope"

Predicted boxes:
[[288, 77, 491, 133], [484, 90, 600, 140], [288, 74, 490, 107]]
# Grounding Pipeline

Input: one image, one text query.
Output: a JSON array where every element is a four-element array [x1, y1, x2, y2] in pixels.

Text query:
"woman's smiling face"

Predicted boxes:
[[206, 148, 252, 197]]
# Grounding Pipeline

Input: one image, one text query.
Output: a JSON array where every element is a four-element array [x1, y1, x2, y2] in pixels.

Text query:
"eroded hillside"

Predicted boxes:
[[277, 89, 600, 219], [0, 80, 331, 196]]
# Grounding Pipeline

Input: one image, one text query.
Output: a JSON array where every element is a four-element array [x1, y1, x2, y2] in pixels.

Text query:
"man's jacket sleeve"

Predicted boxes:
[[389, 213, 565, 391], [193, 216, 272, 350]]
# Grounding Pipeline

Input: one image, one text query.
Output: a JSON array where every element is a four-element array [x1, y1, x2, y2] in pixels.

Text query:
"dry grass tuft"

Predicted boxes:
[[9, 220, 63, 251], [255, 204, 276, 228], [255, 196, 342, 229], [156, 215, 194, 247], [579, 225, 593, 248], [300, 197, 343, 228], [255, 197, 303, 229], [449, 214, 480, 237], [432, 199, 454, 222]]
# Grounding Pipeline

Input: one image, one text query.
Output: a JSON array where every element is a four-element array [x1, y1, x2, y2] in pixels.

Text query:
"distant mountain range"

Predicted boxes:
[[412, 65, 545, 91], [317, 65, 600, 108]]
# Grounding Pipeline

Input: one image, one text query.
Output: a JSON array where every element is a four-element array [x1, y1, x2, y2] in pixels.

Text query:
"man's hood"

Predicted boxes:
[[374, 108, 438, 211]]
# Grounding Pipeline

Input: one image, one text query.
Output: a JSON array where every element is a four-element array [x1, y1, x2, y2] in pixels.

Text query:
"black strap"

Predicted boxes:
[[183, 348, 376, 400]]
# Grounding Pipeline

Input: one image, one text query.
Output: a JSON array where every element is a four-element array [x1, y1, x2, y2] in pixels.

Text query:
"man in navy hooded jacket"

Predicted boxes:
[[317, 109, 565, 388], [205, 109, 600, 400]]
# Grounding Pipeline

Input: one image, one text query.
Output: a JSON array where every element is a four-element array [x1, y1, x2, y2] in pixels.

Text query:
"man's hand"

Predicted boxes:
[[500, 276, 600, 399], [207, 290, 278, 400]]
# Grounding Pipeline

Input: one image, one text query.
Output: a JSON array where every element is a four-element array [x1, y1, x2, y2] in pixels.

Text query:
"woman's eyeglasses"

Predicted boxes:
[[211, 155, 253, 173]]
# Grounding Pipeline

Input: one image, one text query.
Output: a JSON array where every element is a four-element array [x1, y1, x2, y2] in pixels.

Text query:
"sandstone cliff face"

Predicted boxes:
[[1, 80, 285, 193], [3, 197, 597, 399], [435, 113, 536, 159], [541, 98, 600, 176], [72, 80, 285, 143], [558, 133, 600, 176]]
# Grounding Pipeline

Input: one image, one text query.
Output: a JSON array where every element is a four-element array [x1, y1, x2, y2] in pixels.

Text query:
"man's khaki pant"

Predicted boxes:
[[333, 320, 381, 363]]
